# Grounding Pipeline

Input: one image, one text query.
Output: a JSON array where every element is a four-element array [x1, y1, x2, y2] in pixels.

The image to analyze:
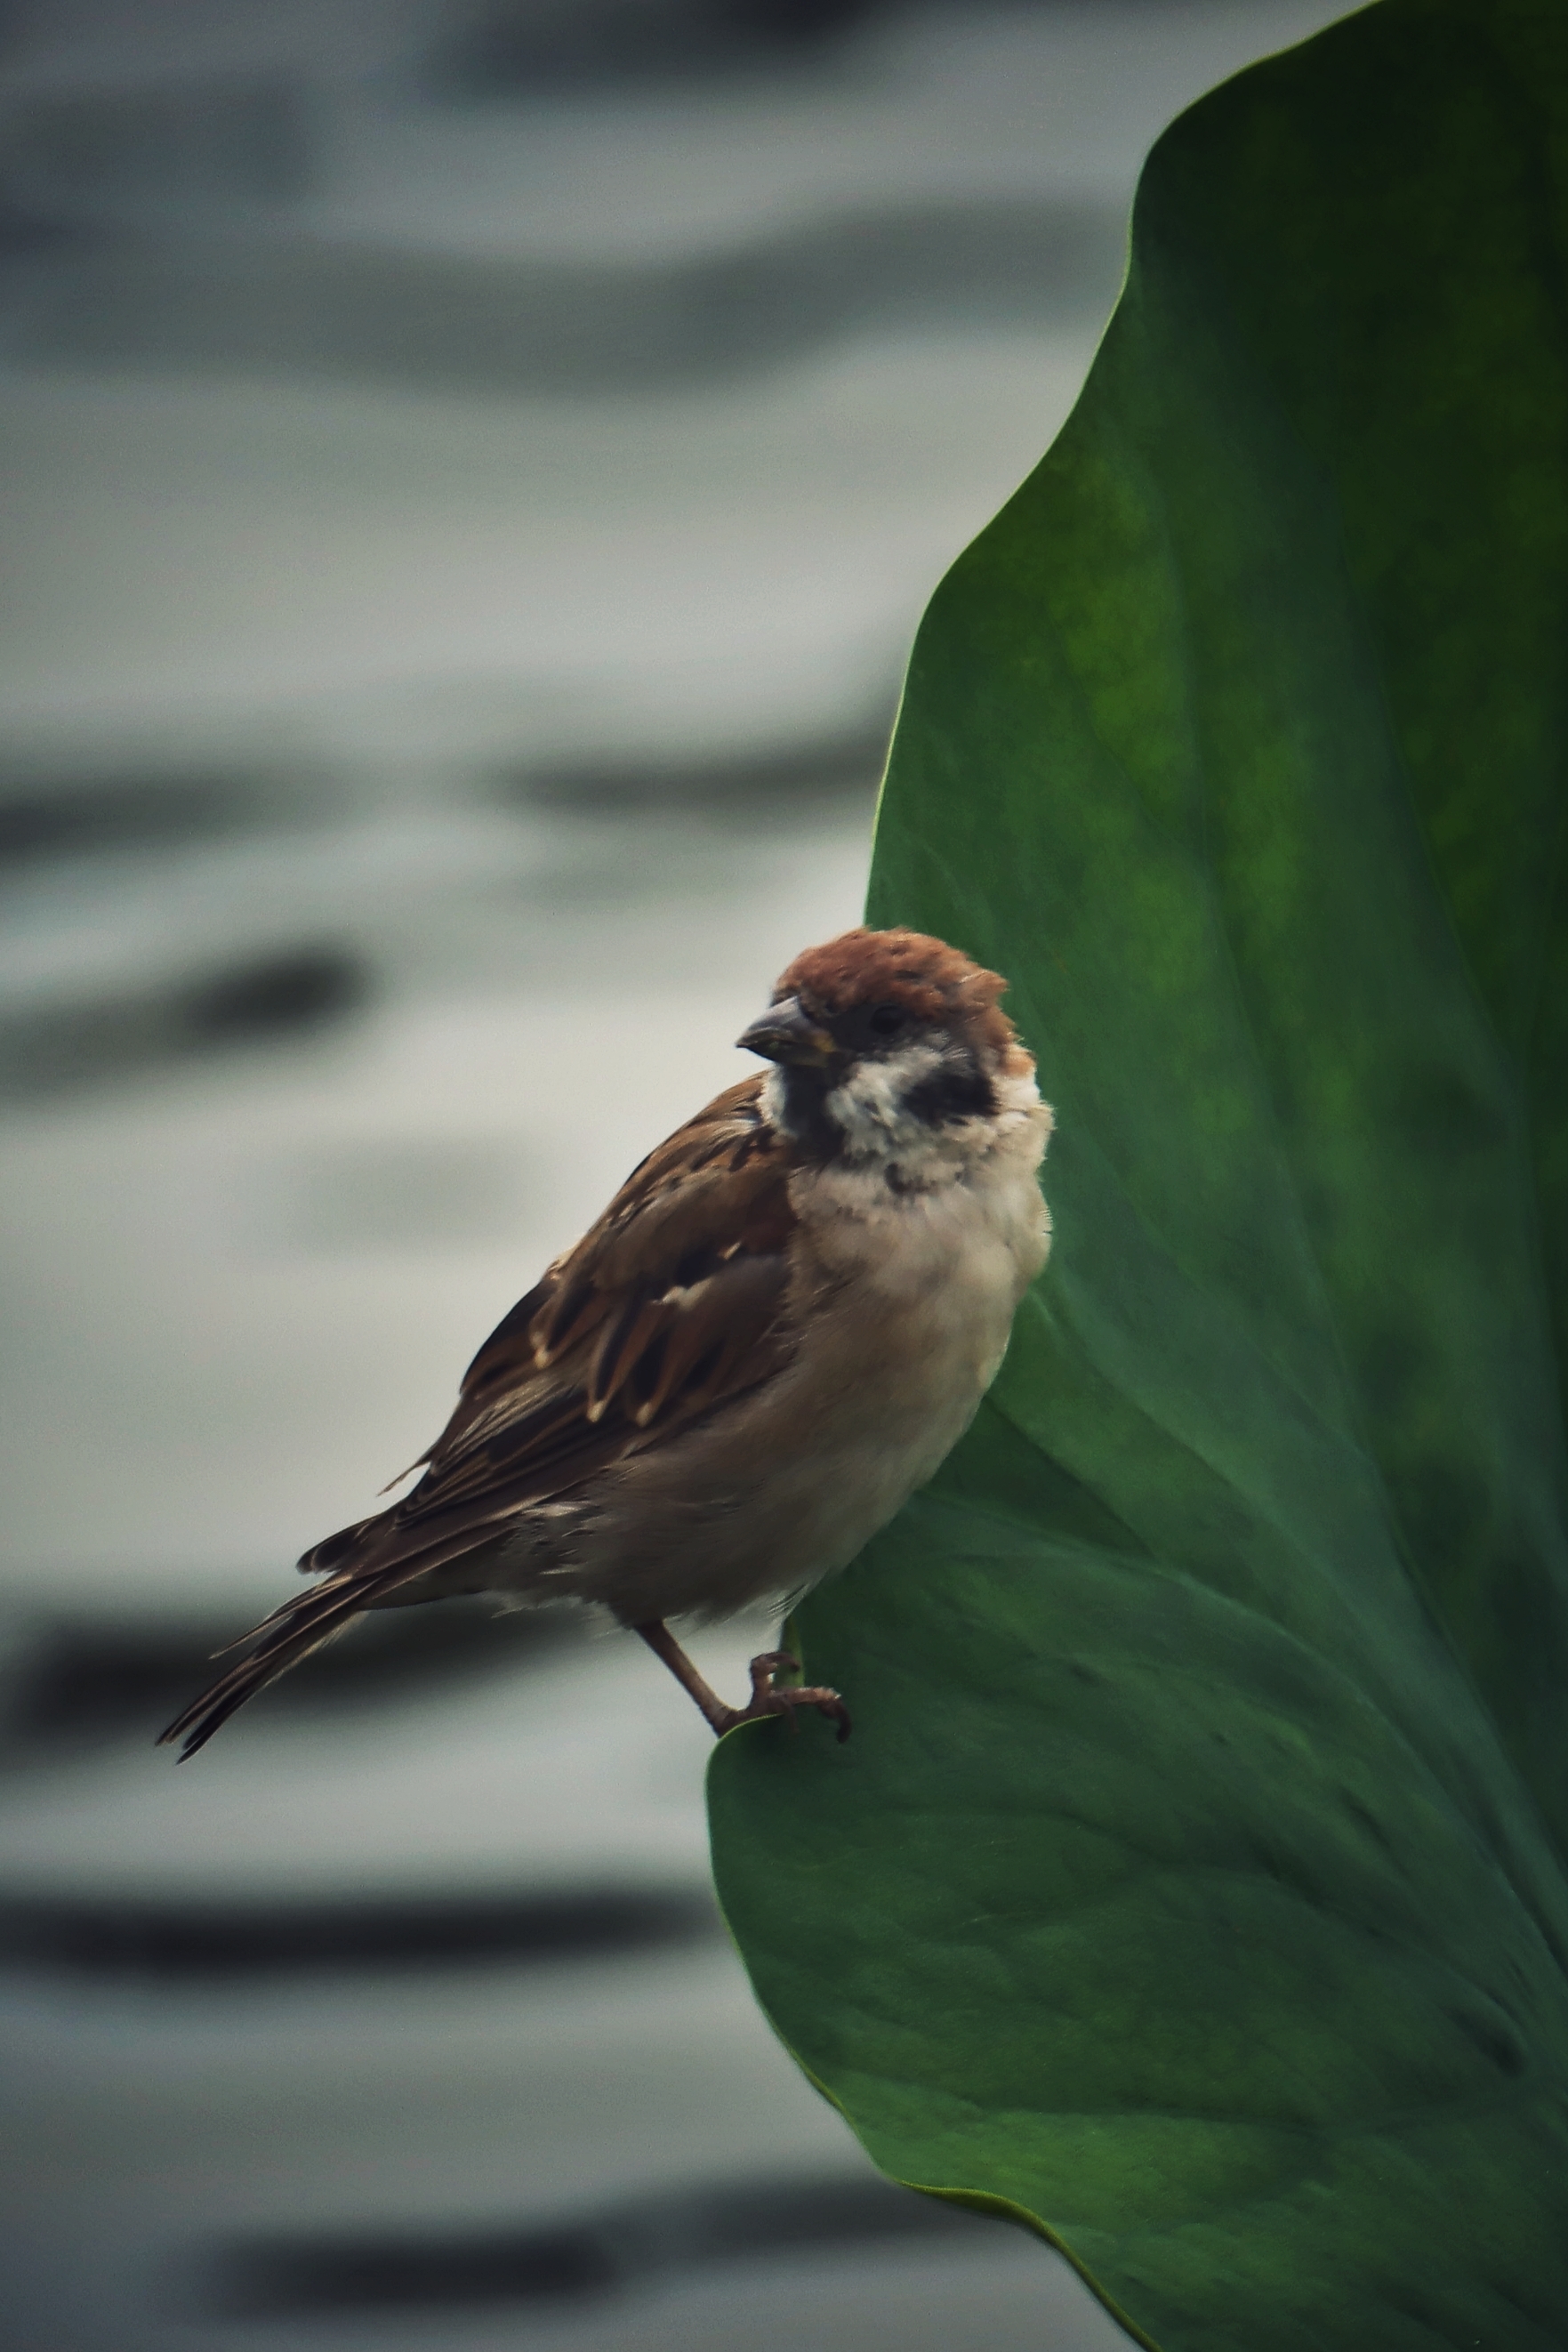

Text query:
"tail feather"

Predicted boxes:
[[162, 1516, 515, 1760], [158, 1575, 384, 1760]]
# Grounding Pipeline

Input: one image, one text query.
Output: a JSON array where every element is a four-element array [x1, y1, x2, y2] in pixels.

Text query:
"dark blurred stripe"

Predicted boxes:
[[0, 945, 371, 1099], [11, 197, 1127, 396], [441, 0, 897, 93], [0, 1883, 720, 1975], [513, 720, 892, 810], [213, 2174, 997, 2315], [8, 1604, 576, 1748], [0, 771, 285, 866]]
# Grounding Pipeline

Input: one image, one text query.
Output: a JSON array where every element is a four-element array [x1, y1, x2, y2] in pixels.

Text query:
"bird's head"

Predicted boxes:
[[737, 926, 1034, 1163]]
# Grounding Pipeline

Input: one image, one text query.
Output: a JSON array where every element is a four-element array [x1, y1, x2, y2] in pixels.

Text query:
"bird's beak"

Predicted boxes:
[[736, 995, 836, 1067]]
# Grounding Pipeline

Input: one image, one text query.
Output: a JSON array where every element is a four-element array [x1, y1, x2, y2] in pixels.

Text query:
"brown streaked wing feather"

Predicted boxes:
[[295, 1075, 798, 1587]]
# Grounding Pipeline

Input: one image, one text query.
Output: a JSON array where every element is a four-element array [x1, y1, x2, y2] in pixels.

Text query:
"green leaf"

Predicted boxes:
[[707, 2, 1568, 2343]]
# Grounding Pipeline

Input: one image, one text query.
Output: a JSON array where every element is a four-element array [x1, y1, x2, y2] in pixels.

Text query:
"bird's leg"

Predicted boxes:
[[634, 1621, 851, 1743]]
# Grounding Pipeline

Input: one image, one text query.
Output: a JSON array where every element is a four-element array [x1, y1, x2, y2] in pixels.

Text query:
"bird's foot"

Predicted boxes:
[[718, 1648, 852, 1743], [632, 1621, 851, 1744]]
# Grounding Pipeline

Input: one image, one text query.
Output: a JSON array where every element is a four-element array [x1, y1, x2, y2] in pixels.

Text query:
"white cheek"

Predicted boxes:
[[823, 1041, 945, 1156]]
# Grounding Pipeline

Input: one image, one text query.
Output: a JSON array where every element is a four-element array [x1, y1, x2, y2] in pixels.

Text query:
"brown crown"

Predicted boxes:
[[774, 926, 1025, 1067]]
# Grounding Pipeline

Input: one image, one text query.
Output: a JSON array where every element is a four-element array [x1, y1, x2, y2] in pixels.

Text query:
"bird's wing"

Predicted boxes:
[[158, 1078, 800, 1759], [300, 1074, 799, 1583]]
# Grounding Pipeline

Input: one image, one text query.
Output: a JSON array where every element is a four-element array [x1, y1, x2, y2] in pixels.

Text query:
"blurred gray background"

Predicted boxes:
[[0, 4, 1346, 2347]]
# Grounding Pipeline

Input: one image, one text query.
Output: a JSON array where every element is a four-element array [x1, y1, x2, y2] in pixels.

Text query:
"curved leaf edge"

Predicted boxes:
[[901, 2186, 1163, 2352]]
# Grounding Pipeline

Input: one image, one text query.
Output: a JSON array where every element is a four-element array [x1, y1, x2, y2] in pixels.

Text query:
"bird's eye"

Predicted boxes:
[[868, 1003, 905, 1036]]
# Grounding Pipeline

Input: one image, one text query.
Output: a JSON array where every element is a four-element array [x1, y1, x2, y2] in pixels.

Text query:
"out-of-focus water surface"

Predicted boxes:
[[0, 5, 1347, 2346]]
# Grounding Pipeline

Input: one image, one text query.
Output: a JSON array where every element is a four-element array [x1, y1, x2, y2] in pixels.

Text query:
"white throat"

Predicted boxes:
[[822, 1039, 948, 1162], [763, 1050, 1044, 1190]]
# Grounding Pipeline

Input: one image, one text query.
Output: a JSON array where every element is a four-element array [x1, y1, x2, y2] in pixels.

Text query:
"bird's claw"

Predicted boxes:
[[719, 1648, 852, 1743]]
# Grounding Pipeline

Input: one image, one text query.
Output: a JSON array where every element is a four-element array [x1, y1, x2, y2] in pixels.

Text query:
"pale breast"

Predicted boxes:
[[597, 1087, 1049, 1613], [797, 1083, 1051, 1397], [520, 1077, 1053, 1626]]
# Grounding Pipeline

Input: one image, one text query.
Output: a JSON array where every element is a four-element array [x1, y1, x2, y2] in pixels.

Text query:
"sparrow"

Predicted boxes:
[[160, 926, 1053, 1760]]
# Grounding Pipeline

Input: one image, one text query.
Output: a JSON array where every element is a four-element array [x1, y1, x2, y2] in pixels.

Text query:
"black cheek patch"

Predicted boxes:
[[776, 1065, 843, 1160], [903, 1058, 998, 1129]]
